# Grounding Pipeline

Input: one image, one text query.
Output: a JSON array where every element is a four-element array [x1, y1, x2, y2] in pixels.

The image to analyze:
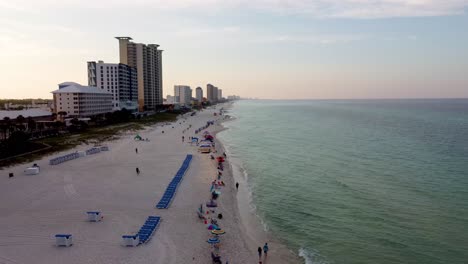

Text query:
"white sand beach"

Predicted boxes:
[[0, 105, 299, 264]]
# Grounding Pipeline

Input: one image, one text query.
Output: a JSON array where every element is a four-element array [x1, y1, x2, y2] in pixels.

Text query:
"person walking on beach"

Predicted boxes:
[[263, 243, 269, 258], [135, 148, 138, 154], [236, 182, 239, 190], [258, 246, 262, 260], [136, 167, 140, 175], [182, 136, 185, 142]]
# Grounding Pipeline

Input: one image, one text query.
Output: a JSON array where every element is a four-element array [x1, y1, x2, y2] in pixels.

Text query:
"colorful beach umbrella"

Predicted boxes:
[[207, 237, 220, 244], [211, 229, 225, 235]]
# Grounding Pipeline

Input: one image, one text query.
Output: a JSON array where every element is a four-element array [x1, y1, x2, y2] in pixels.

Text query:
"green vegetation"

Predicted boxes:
[[0, 99, 52, 110], [0, 131, 46, 158], [0, 112, 178, 168]]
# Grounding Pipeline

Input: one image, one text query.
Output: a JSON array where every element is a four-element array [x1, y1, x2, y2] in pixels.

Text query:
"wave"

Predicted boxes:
[[299, 247, 329, 264], [298, 248, 313, 264]]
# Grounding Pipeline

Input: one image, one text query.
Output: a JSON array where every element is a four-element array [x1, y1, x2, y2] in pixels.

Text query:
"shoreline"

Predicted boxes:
[[0, 104, 300, 264], [214, 103, 302, 263]]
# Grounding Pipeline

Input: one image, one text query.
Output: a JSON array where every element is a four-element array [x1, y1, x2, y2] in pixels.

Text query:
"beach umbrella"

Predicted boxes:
[[211, 229, 225, 235], [207, 237, 220, 244], [206, 200, 218, 208], [207, 224, 219, 230]]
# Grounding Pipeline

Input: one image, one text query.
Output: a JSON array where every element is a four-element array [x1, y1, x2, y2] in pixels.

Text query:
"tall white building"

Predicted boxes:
[[195, 87, 203, 103], [52, 82, 113, 117], [87, 61, 138, 111], [174, 85, 192, 106], [214, 87, 218, 102], [207, 84, 218, 103], [217, 89, 222, 100], [227, 95, 241, 100], [116, 37, 163, 111]]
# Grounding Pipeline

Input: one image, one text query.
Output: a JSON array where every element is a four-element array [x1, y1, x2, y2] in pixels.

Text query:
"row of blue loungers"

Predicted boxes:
[[137, 216, 161, 244], [122, 216, 161, 246], [156, 154, 193, 209]]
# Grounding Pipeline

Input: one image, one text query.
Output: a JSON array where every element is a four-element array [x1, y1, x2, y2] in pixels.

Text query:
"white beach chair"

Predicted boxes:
[[55, 234, 73, 247], [122, 235, 139, 247]]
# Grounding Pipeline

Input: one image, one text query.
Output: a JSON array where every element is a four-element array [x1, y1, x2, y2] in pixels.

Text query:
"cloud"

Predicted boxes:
[[0, 18, 86, 57], [1, 0, 468, 18], [252, 33, 367, 44], [174, 26, 241, 37]]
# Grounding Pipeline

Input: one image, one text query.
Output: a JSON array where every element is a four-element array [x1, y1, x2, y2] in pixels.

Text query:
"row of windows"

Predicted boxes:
[[100, 75, 117, 79], [100, 66, 118, 70]]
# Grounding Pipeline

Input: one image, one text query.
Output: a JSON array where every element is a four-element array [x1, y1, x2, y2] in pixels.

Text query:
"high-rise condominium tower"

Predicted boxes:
[[87, 61, 138, 111], [116, 37, 163, 111], [195, 87, 203, 103], [174, 85, 192, 106], [207, 84, 218, 103]]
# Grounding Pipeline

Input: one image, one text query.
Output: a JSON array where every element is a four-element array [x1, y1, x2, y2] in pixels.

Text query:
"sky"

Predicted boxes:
[[0, 0, 467, 100]]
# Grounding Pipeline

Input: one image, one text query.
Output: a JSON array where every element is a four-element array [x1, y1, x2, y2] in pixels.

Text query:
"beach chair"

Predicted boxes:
[[55, 234, 73, 247], [137, 216, 161, 244], [155, 155, 193, 209], [122, 235, 139, 246], [24, 167, 40, 175], [86, 211, 103, 222]]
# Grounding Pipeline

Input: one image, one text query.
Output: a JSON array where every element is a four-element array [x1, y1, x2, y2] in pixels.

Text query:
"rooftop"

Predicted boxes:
[[58, 81, 81, 87], [115, 36, 133, 40], [0, 109, 52, 120], [52, 83, 112, 95]]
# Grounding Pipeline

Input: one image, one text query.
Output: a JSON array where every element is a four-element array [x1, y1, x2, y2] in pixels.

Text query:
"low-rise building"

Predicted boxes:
[[164, 95, 177, 105], [52, 82, 113, 117], [0, 109, 52, 121]]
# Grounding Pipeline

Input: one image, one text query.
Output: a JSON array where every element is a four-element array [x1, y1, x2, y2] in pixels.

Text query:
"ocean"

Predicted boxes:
[[217, 99, 468, 264]]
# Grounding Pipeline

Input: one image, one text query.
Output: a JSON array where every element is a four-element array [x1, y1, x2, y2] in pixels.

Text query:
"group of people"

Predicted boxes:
[[205, 135, 227, 262], [135, 148, 140, 175], [258, 243, 269, 263]]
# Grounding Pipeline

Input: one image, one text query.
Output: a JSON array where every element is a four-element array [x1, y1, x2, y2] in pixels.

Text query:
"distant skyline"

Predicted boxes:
[[1, 0, 467, 99]]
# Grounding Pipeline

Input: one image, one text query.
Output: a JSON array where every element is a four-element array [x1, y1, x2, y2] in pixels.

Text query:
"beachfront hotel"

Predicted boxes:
[[207, 84, 218, 103], [116, 37, 163, 112], [87, 61, 138, 111], [195, 87, 203, 103], [174, 85, 192, 106], [52, 82, 113, 117], [217, 89, 223, 101]]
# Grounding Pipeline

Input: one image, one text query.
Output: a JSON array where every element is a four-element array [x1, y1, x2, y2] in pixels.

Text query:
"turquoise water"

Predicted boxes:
[[218, 100, 468, 264]]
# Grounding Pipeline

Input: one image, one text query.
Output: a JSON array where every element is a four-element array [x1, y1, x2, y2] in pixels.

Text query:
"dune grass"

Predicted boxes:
[[0, 113, 178, 168]]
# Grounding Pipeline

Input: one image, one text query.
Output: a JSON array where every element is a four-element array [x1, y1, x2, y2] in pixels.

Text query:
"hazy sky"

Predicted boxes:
[[1, 0, 467, 99]]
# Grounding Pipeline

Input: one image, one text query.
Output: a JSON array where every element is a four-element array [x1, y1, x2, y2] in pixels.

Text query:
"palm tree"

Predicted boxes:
[[57, 111, 67, 122], [27, 116, 36, 132], [37, 121, 45, 138], [0, 120, 6, 141], [16, 115, 26, 131], [70, 118, 80, 126], [2, 117, 11, 139]]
